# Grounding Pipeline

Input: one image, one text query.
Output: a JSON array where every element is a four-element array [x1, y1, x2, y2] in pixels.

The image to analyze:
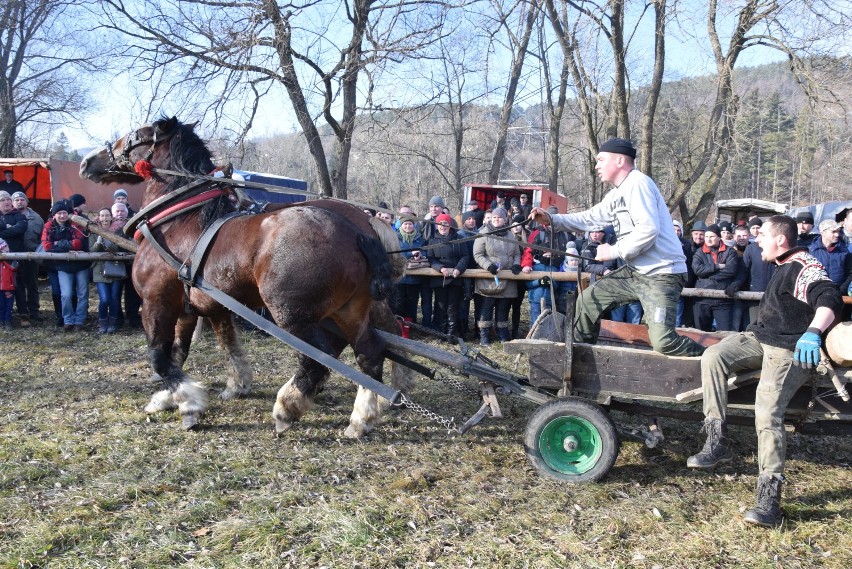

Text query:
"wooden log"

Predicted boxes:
[[681, 288, 763, 301], [675, 371, 761, 403], [826, 322, 852, 367], [597, 320, 732, 349], [405, 267, 589, 283], [71, 214, 139, 253], [0, 252, 135, 261]]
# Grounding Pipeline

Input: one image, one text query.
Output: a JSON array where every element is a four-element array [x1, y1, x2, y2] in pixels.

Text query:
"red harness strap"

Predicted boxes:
[[133, 188, 226, 242]]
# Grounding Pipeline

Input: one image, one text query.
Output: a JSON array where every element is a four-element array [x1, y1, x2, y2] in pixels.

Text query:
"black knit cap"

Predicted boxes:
[[705, 224, 722, 238], [795, 211, 814, 224], [599, 138, 637, 159], [69, 193, 86, 208], [51, 200, 72, 215]]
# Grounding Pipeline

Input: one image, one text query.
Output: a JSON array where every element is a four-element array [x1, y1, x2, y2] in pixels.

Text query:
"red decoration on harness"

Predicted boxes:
[[134, 160, 154, 179]]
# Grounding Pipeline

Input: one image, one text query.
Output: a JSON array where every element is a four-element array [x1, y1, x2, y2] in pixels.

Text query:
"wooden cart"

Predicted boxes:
[[501, 317, 852, 483]]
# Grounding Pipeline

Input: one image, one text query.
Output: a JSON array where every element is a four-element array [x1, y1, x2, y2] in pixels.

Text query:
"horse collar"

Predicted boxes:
[[132, 188, 227, 242]]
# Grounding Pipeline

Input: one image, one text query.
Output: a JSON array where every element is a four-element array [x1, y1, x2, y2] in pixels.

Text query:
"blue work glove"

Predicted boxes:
[[793, 328, 822, 369]]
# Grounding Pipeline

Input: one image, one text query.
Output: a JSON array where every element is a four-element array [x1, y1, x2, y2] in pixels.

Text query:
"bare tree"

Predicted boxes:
[[98, 0, 448, 198], [668, 0, 851, 225], [485, 0, 542, 184], [0, 0, 106, 156]]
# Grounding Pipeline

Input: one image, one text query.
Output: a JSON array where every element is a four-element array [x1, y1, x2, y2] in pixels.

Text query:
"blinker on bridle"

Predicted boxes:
[[104, 127, 174, 174]]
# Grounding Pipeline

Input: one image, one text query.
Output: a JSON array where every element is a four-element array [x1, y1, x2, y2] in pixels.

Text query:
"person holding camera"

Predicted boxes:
[[394, 218, 425, 336], [90, 208, 126, 334], [521, 208, 575, 326]]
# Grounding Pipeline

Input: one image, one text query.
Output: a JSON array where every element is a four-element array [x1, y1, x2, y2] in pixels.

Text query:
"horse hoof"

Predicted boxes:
[[274, 419, 293, 435], [344, 423, 371, 439], [182, 414, 201, 430], [219, 387, 249, 401]]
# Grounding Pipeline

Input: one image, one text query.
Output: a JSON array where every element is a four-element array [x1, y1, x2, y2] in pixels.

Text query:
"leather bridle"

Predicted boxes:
[[104, 128, 174, 174]]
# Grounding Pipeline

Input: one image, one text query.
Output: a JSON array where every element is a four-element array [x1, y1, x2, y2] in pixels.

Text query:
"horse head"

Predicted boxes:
[[79, 117, 213, 192]]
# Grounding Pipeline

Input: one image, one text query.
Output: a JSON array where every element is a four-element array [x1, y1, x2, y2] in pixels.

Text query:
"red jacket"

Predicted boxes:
[[0, 260, 17, 291]]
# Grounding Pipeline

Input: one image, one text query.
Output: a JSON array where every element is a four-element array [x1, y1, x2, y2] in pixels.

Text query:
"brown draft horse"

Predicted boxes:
[[79, 116, 409, 435]]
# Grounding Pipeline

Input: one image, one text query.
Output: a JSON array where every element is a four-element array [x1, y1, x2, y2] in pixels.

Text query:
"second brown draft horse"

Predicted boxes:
[[79, 116, 409, 435]]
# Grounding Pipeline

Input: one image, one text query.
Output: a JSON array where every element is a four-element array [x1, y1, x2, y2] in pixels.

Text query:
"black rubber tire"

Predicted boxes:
[[524, 397, 620, 483]]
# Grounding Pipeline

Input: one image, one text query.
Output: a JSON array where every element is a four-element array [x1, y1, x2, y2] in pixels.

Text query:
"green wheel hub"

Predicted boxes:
[[538, 416, 603, 475]]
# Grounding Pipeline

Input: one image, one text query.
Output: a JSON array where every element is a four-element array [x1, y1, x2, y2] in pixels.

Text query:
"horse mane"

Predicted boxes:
[[152, 116, 236, 229]]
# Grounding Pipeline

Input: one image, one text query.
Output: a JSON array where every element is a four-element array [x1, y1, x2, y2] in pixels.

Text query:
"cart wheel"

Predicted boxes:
[[524, 397, 619, 483]]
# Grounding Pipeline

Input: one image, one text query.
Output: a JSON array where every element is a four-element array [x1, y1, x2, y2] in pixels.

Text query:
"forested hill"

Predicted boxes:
[[223, 59, 850, 214]]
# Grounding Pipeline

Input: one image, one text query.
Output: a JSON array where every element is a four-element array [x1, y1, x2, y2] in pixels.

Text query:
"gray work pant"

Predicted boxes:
[[701, 331, 811, 476], [574, 266, 705, 357]]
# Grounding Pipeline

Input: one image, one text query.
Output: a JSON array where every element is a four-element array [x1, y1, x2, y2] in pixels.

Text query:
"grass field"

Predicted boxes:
[[1, 312, 850, 569]]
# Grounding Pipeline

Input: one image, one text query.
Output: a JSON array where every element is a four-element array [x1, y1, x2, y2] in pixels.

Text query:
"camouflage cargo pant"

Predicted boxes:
[[573, 266, 705, 357]]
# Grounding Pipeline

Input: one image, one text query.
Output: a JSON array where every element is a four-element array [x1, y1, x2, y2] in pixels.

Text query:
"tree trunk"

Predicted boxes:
[[608, 0, 629, 140], [488, 0, 541, 184], [638, 0, 666, 176], [264, 0, 334, 197]]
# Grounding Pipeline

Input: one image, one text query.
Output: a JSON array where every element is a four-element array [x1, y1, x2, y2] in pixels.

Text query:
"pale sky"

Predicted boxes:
[[61, 4, 789, 152]]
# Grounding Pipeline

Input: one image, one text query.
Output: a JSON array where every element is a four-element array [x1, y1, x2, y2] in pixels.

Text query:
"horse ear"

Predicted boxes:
[[157, 116, 179, 135], [186, 121, 199, 131]]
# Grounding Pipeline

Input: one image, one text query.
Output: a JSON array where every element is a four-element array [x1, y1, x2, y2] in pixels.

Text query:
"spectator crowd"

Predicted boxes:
[[0, 172, 140, 334], [0, 164, 850, 340]]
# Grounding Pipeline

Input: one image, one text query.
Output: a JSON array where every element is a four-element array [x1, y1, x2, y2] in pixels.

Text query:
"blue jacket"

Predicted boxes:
[[808, 239, 852, 293], [742, 241, 775, 292]]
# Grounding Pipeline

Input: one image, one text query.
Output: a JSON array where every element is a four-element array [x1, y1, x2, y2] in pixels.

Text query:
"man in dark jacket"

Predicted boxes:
[[464, 200, 485, 228], [2, 170, 24, 195], [0, 191, 28, 254], [795, 212, 817, 247], [742, 238, 775, 326], [691, 224, 744, 331], [808, 219, 852, 294], [426, 213, 469, 338], [457, 210, 481, 338], [687, 215, 842, 527]]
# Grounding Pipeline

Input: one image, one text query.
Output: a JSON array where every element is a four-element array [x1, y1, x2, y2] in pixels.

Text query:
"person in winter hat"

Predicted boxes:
[[687, 215, 842, 528], [528, 138, 704, 357]]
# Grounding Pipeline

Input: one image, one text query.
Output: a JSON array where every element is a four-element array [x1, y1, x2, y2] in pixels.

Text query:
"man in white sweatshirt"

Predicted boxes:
[[529, 138, 704, 357]]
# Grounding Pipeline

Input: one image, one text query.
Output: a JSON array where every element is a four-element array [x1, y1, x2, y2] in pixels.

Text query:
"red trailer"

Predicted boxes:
[[0, 157, 144, 220], [463, 182, 570, 214]]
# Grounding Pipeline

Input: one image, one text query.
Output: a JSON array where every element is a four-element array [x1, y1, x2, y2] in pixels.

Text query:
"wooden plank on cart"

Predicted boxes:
[[570, 344, 703, 400], [503, 339, 565, 388]]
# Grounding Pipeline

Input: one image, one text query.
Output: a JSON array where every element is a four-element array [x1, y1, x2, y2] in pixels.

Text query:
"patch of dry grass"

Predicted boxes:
[[1, 305, 850, 568]]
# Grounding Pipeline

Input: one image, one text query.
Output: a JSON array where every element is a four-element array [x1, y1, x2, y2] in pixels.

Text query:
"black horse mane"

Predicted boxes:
[[153, 116, 237, 230]]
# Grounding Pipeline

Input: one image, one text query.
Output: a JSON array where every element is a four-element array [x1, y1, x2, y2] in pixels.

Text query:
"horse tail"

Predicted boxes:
[[367, 216, 405, 281], [358, 233, 395, 301]]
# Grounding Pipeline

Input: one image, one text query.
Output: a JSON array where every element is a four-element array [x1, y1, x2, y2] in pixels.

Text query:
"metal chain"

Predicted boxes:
[[433, 370, 481, 398], [400, 393, 460, 434]]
